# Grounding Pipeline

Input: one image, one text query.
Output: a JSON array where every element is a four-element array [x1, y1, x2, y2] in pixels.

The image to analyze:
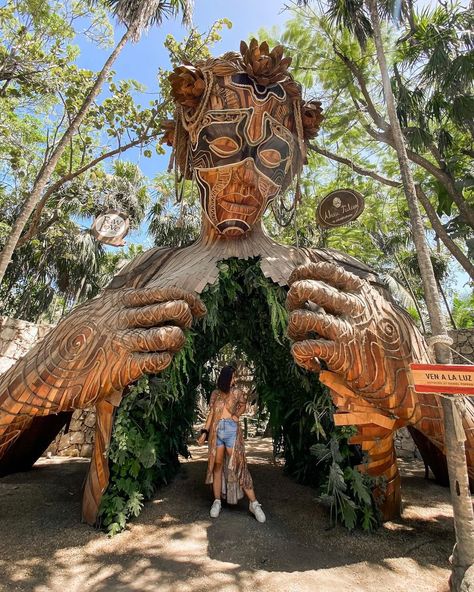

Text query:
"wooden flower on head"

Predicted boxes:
[[240, 39, 292, 86], [301, 100, 324, 139], [169, 64, 205, 108]]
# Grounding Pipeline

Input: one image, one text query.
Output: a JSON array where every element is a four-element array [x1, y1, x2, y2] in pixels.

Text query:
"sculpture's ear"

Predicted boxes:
[[168, 65, 205, 109], [301, 100, 324, 139], [160, 119, 176, 147]]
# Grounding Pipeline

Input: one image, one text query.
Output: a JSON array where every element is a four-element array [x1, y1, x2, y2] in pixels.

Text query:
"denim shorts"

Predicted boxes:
[[216, 419, 238, 448]]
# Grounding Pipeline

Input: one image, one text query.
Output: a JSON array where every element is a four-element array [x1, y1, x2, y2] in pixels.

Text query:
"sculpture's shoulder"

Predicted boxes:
[[106, 246, 181, 290], [104, 240, 223, 294]]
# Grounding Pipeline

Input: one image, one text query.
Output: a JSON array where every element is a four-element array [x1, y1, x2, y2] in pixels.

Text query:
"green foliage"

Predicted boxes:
[[260, 1, 473, 286], [311, 430, 380, 531], [100, 257, 380, 534], [99, 370, 196, 535], [452, 291, 474, 329]]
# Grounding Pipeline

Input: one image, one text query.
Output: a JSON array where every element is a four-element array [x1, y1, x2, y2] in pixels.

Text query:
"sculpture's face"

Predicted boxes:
[[191, 74, 299, 237]]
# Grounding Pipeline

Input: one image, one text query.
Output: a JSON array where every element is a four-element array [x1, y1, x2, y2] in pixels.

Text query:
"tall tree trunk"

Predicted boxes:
[[365, 1, 474, 590], [0, 27, 134, 285]]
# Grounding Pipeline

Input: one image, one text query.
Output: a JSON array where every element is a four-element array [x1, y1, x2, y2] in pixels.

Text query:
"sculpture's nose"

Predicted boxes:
[[236, 160, 257, 187]]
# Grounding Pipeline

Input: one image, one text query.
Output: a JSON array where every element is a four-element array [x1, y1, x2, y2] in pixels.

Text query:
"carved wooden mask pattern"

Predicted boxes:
[[168, 43, 323, 237], [193, 75, 299, 236]]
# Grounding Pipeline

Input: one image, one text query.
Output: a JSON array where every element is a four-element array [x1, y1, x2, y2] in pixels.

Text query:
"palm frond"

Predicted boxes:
[[95, 0, 193, 39], [326, 0, 373, 48], [380, 272, 417, 310]]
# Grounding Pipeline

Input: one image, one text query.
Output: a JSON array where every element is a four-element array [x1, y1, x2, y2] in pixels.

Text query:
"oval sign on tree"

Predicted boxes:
[[91, 210, 130, 247], [316, 189, 365, 228]]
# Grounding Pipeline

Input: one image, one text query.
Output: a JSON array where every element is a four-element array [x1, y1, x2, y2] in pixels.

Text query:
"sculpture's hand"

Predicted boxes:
[[287, 261, 428, 415], [0, 286, 206, 448]]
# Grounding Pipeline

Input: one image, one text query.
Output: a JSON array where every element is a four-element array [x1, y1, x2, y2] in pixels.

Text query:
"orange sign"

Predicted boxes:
[[409, 363, 474, 395]]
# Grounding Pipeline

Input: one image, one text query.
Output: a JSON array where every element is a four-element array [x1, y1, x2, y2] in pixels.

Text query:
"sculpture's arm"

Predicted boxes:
[[287, 261, 431, 422], [0, 286, 206, 458]]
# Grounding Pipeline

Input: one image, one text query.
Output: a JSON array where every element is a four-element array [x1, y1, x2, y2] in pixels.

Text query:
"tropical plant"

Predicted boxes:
[[0, 0, 192, 284], [452, 291, 474, 330]]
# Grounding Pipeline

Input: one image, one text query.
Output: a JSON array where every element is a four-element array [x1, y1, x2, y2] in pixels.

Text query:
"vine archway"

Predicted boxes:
[[100, 257, 378, 534]]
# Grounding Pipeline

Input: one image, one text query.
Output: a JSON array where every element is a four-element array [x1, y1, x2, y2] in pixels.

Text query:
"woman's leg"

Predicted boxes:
[[243, 486, 257, 502], [213, 444, 225, 499]]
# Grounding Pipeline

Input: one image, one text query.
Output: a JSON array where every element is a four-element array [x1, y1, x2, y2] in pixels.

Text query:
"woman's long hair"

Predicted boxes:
[[217, 365, 235, 393]]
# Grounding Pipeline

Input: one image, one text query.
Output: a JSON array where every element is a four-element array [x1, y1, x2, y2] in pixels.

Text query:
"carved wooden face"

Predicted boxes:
[[190, 74, 299, 237]]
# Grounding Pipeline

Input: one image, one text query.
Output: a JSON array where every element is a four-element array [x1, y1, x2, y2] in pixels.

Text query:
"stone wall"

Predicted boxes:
[[0, 316, 52, 375], [46, 409, 96, 458], [0, 315, 96, 458], [449, 329, 474, 364]]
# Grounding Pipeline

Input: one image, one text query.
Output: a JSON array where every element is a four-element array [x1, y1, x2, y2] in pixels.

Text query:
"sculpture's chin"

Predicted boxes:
[[215, 218, 252, 237]]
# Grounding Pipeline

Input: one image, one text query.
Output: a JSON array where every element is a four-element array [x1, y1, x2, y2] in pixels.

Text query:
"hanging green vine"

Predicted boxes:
[[99, 257, 380, 534]]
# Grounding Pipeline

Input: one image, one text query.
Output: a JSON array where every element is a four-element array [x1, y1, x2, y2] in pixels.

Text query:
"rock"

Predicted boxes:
[[70, 431, 85, 445], [81, 444, 93, 458], [84, 413, 96, 428], [460, 565, 474, 591]]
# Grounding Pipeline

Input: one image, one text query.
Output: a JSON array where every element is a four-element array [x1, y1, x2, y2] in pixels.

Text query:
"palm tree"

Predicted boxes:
[[0, 0, 192, 285]]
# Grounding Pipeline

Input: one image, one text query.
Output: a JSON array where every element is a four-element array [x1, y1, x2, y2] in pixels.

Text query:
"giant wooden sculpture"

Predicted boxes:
[[0, 40, 473, 524]]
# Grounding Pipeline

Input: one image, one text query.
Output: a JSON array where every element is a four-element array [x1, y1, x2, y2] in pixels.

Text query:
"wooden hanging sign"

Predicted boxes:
[[409, 363, 474, 395], [316, 189, 365, 228], [91, 209, 130, 247]]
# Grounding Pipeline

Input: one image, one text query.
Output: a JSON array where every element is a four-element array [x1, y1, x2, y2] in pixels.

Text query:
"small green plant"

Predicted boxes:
[[311, 430, 380, 531]]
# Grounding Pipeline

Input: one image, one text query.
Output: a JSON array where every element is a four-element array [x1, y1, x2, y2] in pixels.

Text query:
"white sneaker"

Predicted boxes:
[[210, 499, 221, 518], [249, 500, 266, 523]]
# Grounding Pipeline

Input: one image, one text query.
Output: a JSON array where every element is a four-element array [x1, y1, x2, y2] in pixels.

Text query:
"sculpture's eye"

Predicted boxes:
[[209, 137, 240, 157], [259, 148, 282, 168]]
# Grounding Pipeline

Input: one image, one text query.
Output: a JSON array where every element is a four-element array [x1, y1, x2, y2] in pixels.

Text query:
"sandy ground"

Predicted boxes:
[[0, 438, 458, 592]]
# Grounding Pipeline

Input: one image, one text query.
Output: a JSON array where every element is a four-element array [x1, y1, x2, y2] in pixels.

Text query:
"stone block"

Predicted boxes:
[[69, 431, 85, 445], [84, 413, 96, 428], [68, 418, 84, 432], [81, 444, 93, 458]]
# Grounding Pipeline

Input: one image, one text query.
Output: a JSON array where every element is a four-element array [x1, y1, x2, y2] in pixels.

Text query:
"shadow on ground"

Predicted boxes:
[[0, 438, 454, 592]]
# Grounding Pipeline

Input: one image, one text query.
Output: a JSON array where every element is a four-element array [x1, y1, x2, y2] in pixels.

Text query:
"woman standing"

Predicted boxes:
[[197, 365, 266, 523]]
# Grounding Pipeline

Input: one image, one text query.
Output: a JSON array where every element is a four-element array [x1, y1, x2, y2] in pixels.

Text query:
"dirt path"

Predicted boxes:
[[0, 438, 456, 592]]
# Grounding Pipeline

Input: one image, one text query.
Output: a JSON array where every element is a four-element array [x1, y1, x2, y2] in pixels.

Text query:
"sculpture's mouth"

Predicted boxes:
[[220, 198, 258, 216]]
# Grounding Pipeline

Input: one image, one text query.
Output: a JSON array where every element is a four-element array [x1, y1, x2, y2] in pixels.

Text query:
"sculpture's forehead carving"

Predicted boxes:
[[209, 74, 296, 144]]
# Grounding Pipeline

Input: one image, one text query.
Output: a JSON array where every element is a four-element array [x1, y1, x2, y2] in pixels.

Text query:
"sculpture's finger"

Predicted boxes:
[[287, 279, 364, 316], [121, 300, 193, 329], [288, 262, 364, 292], [288, 310, 354, 342], [123, 287, 207, 318], [291, 338, 339, 372], [119, 326, 186, 353], [134, 352, 173, 376], [120, 352, 173, 385]]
